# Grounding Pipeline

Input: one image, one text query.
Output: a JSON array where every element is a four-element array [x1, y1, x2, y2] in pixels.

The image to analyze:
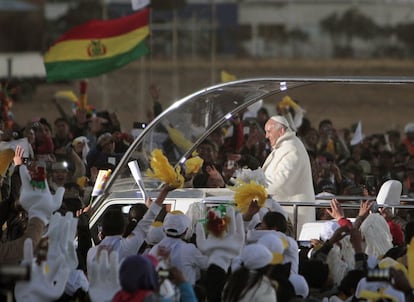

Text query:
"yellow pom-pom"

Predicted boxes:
[[76, 176, 88, 188], [232, 180, 267, 213], [147, 149, 184, 188], [278, 95, 300, 111], [184, 156, 204, 175]]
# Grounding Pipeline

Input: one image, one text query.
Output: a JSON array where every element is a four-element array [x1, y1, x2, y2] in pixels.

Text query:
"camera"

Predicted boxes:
[[364, 175, 377, 194], [131, 122, 147, 139], [366, 268, 391, 282], [133, 122, 147, 130]]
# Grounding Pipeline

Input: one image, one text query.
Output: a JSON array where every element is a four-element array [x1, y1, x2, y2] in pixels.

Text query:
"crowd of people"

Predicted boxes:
[[0, 83, 414, 301]]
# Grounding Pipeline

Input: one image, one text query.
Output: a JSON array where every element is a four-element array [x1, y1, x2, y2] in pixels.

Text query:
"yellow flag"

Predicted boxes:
[[221, 70, 236, 83], [167, 126, 193, 152], [54, 90, 78, 103]]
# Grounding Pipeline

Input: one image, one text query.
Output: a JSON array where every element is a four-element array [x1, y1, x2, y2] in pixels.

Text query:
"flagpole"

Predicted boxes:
[[139, 57, 145, 122], [101, 0, 109, 110]]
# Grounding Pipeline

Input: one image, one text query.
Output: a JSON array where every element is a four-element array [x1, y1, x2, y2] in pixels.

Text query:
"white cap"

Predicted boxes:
[[72, 136, 89, 146], [240, 243, 273, 270], [163, 212, 191, 237], [270, 115, 290, 128], [405, 123, 414, 134], [258, 233, 285, 265], [146, 221, 165, 245]]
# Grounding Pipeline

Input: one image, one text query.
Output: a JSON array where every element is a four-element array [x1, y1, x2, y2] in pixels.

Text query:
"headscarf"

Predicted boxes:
[[119, 255, 158, 293], [360, 213, 393, 257]]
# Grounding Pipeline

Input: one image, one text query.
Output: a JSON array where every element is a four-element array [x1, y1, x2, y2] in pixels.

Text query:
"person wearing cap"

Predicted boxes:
[[86, 132, 122, 177], [222, 244, 277, 302], [87, 184, 173, 265], [246, 210, 299, 274], [263, 115, 315, 235], [149, 211, 208, 286], [48, 161, 70, 194], [142, 221, 165, 254]]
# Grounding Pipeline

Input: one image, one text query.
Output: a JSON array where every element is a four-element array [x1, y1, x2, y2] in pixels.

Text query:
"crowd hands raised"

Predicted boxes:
[[1, 89, 414, 301], [3, 173, 414, 302]]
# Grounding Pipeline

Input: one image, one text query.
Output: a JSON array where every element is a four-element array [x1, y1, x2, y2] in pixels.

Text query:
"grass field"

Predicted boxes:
[[12, 58, 414, 136]]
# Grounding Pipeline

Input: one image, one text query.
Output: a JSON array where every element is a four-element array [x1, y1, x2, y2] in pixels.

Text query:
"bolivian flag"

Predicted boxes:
[[44, 8, 150, 82]]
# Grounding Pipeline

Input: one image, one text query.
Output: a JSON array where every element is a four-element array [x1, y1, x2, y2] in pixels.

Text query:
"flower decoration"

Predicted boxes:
[[30, 166, 47, 190], [234, 167, 268, 187], [147, 149, 184, 188], [206, 208, 230, 237]]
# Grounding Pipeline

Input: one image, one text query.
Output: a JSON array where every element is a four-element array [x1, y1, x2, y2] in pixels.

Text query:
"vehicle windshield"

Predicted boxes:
[[95, 76, 414, 205], [104, 79, 309, 192]]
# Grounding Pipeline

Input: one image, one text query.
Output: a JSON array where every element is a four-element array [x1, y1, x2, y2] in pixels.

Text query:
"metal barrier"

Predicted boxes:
[[277, 198, 414, 239]]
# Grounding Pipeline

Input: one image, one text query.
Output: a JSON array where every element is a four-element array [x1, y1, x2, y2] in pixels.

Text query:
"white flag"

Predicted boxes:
[[131, 0, 150, 10], [91, 169, 112, 197], [350, 121, 364, 146]]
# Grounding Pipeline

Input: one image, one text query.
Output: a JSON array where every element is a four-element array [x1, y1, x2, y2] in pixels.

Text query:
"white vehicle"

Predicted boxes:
[[89, 77, 414, 243]]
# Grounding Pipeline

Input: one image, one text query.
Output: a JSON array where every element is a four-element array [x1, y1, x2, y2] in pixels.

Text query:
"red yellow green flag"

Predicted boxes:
[[44, 8, 150, 82]]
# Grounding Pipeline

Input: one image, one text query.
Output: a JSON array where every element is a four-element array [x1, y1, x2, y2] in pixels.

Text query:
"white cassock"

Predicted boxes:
[[262, 129, 315, 237]]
